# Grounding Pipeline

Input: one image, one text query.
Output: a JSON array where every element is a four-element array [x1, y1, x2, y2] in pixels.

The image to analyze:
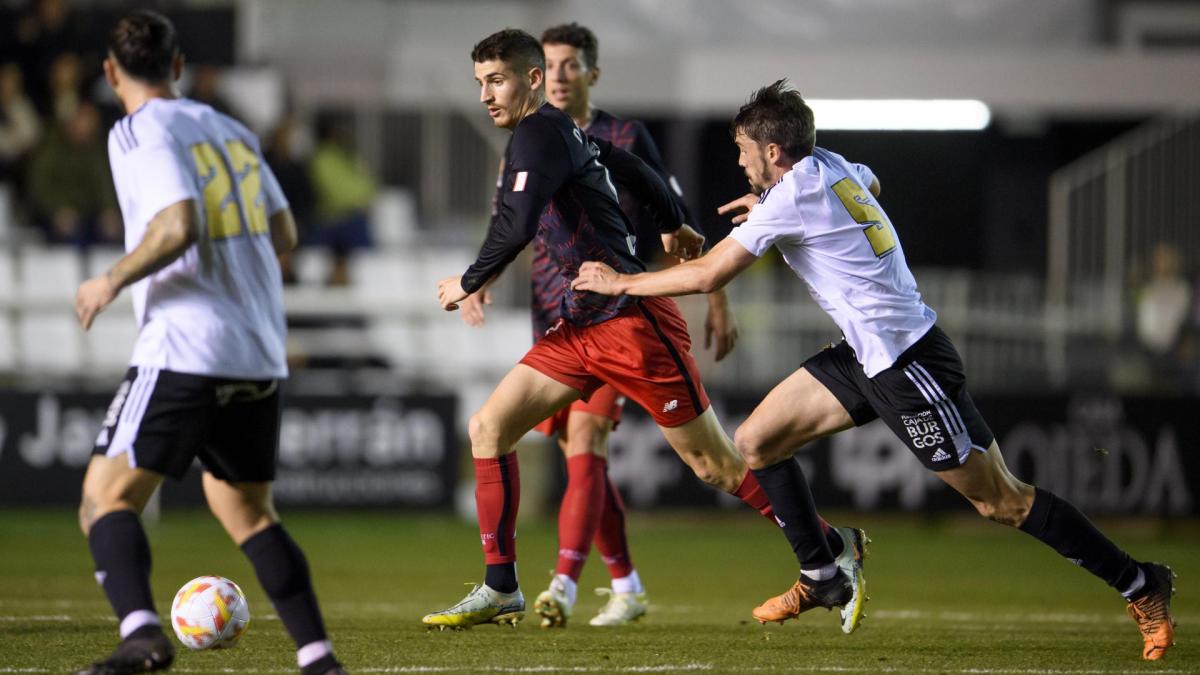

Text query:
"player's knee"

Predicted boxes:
[[733, 426, 775, 470], [972, 492, 1030, 527], [468, 411, 503, 449]]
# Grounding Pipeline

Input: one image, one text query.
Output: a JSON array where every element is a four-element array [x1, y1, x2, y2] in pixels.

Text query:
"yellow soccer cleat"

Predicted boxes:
[[422, 584, 525, 630], [834, 526, 870, 634], [533, 575, 573, 629]]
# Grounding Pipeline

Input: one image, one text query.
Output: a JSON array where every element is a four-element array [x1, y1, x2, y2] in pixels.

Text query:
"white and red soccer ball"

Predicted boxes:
[[170, 575, 251, 650]]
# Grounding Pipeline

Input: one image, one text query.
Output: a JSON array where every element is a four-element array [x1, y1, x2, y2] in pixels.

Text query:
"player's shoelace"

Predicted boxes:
[[1127, 592, 1170, 636]]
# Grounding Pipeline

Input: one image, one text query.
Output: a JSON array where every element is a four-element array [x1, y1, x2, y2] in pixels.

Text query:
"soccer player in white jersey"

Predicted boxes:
[[574, 79, 1176, 661], [72, 11, 347, 675]]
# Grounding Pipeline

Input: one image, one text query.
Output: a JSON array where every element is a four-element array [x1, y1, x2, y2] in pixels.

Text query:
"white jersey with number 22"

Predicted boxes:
[[107, 97, 289, 379]]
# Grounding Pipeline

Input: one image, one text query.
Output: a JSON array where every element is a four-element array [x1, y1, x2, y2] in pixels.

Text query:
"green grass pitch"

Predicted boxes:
[[0, 508, 1195, 673]]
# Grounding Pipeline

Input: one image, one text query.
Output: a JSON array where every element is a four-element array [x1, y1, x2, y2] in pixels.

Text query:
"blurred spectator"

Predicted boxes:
[[309, 115, 375, 286], [26, 101, 119, 247], [46, 51, 83, 124], [189, 65, 234, 117], [0, 63, 41, 180], [13, 0, 84, 115], [266, 114, 315, 284], [1135, 243, 1192, 387]]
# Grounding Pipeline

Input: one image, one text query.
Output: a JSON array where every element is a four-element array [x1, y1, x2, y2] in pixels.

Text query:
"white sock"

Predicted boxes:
[[800, 563, 838, 582], [1121, 566, 1147, 600], [119, 610, 159, 639], [553, 573, 578, 607], [611, 569, 644, 594], [297, 639, 333, 668]]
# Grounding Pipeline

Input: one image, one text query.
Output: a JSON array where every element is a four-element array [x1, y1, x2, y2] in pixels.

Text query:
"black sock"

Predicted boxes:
[[88, 510, 156, 622], [825, 527, 845, 559], [485, 563, 518, 594], [241, 524, 328, 648], [752, 459, 834, 568], [1018, 487, 1139, 591]]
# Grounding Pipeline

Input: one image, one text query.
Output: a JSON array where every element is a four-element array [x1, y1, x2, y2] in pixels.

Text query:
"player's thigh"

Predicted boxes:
[[735, 366, 855, 469], [658, 407, 745, 491], [80, 454, 163, 534], [202, 473, 277, 545], [471, 363, 583, 456]]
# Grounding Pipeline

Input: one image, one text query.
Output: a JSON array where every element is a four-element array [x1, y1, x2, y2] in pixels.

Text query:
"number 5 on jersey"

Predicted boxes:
[[831, 177, 896, 258], [191, 140, 268, 241]]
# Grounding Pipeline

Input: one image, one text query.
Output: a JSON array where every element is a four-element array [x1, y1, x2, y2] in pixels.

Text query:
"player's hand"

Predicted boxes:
[[717, 193, 759, 225], [705, 290, 739, 362], [75, 274, 119, 331], [437, 275, 469, 311], [662, 224, 705, 261], [459, 287, 492, 327], [572, 261, 623, 296]]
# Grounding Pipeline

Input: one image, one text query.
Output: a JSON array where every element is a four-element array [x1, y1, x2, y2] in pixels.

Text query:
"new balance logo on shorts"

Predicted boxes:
[[662, 399, 678, 413], [930, 448, 951, 463]]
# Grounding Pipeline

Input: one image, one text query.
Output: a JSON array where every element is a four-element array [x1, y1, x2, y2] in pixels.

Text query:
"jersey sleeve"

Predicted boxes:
[[727, 188, 801, 257], [461, 118, 572, 293], [627, 121, 699, 236], [112, 121, 198, 228], [592, 136, 685, 234], [851, 162, 876, 189]]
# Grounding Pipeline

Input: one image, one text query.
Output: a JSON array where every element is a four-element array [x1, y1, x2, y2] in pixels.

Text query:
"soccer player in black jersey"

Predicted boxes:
[[456, 22, 749, 629], [425, 29, 864, 630]]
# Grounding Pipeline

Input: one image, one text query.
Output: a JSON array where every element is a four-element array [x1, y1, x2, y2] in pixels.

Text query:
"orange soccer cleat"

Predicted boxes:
[[1126, 562, 1177, 661], [752, 571, 852, 625]]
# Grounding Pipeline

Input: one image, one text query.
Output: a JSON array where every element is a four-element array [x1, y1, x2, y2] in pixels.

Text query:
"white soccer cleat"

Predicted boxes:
[[588, 588, 648, 626], [833, 526, 870, 634], [533, 575, 574, 629], [422, 584, 525, 630]]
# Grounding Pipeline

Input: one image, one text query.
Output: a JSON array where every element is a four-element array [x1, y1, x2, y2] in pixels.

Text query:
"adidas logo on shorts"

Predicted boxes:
[[662, 399, 678, 413], [930, 448, 951, 463]]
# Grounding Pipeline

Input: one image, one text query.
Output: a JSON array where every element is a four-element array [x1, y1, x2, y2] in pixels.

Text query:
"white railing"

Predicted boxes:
[[1046, 113, 1200, 385]]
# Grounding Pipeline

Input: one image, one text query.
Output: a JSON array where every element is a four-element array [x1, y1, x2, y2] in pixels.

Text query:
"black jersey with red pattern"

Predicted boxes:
[[464, 104, 683, 335], [528, 109, 692, 338]]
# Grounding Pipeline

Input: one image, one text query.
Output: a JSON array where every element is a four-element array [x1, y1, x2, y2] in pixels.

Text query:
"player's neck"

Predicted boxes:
[[511, 94, 546, 128], [570, 104, 593, 130], [120, 84, 178, 115]]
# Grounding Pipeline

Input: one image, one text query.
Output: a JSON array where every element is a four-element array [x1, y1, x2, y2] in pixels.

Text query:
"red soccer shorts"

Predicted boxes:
[[534, 384, 625, 436], [520, 297, 710, 428]]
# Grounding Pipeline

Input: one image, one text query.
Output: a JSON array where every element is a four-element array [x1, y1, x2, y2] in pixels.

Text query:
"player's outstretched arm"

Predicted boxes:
[[75, 199, 198, 330], [573, 238, 757, 298]]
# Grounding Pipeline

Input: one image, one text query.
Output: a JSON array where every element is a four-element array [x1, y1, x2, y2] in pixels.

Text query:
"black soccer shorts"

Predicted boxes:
[[803, 325, 995, 471], [92, 367, 281, 482]]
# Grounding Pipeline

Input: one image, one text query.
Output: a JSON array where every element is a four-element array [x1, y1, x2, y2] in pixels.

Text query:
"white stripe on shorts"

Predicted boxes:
[[903, 362, 970, 463], [106, 367, 160, 468]]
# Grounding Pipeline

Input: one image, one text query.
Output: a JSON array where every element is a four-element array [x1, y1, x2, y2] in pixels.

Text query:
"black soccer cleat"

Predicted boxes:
[[76, 627, 174, 675], [300, 653, 349, 675]]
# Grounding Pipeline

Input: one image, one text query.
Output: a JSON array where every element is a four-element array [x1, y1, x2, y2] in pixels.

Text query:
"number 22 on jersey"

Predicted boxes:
[[191, 140, 268, 241], [831, 177, 896, 258]]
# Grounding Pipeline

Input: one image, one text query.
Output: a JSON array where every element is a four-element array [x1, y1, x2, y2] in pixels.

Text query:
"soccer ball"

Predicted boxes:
[[169, 575, 251, 650]]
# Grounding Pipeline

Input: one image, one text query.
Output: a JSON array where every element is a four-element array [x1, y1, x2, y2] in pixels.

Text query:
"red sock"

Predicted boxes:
[[733, 470, 777, 521], [555, 454, 606, 580], [594, 471, 635, 579], [475, 454, 520, 564]]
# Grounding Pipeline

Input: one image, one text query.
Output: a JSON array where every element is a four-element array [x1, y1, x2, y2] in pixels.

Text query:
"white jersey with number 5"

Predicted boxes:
[[107, 97, 289, 379], [728, 146, 935, 377]]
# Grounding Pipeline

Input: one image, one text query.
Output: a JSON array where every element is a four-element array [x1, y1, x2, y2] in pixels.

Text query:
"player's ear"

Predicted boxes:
[[171, 52, 185, 82], [527, 65, 543, 92], [102, 56, 119, 90], [588, 65, 600, 86]]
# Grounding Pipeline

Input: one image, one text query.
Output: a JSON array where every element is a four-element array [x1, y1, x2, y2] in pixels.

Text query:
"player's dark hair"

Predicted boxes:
[[471, 29, 545, 74], [108, 10, 179, 83], [541, 22, 598, 70], [732, 79, 815, 159]]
